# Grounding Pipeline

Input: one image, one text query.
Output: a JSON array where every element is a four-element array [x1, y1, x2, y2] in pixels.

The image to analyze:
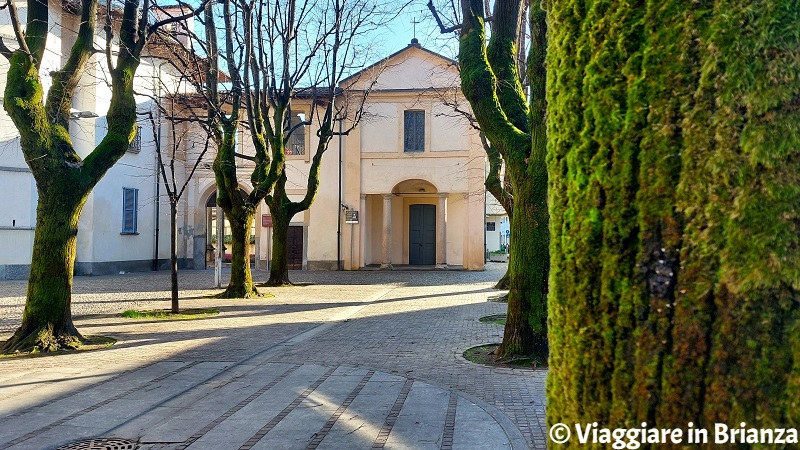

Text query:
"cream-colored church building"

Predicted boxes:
[[0, 2, 489, 279], [197, 39, 488, 273]]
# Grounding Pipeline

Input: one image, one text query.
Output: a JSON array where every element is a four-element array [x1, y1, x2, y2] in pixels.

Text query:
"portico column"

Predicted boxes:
[[436, 193, 448, 269], [381, 193, 393, 270]]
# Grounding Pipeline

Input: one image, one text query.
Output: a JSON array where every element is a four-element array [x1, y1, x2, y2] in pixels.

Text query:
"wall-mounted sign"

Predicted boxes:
[[345, 210, 359, 224], [262, 214, 273, 227]]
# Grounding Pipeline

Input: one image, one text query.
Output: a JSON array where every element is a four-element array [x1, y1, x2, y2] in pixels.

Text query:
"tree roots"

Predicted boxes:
[[494, 272, 510, 290], [213, 285, 262, 299], [1, 323, 85, 354]]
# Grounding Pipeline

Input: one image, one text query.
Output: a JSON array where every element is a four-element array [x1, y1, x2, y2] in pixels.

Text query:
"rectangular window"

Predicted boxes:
[[404, 110, 425, 152], [122, 188, 138, 234], [127, 126, 142, 153], [486, 221, 496, 231], [286, 114, 306, 156]]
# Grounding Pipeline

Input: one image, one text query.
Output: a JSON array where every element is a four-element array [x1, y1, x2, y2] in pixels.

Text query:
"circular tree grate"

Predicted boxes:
[[56, 438, 138, 450]]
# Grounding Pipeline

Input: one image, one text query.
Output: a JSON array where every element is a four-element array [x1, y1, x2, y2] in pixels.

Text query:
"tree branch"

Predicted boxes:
[[45, 0, 100, 128], [148, 0, 214, 35], [482, 133, 513, 216], [427, 0, 462, 33], [0, 36, 13, 59], [486, 0, 529, 133], [235, 152, 256, 161], [459, 0, 529, 166], [6, 0, 33, 64]]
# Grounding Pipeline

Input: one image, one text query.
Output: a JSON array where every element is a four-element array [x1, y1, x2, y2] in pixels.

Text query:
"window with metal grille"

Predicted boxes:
[[486, 221, 496, 231], [122, 188, 138, 234], [286, 115, 306, 156], [404, 110, 425, 152], [128, 126, 142, 153]]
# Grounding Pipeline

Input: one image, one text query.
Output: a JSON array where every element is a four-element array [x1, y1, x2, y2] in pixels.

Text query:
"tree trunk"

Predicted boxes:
[[546, 0, 800, 435], [170, 200, 179, 313], [218, 211, 257, 298], [1, 189, 87, 352], [498, 172, 548, 358], [459, 0, 549, 359], [266, 204, 292, 286]]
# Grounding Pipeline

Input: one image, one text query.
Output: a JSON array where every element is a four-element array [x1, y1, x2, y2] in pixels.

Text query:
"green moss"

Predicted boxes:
[[547, 0, 800, 436]]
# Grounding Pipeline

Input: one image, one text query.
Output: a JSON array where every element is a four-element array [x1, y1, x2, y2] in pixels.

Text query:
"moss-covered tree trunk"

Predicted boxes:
[[204, 0, 264, 298], [500, 117, 548, 357], [3, 187, 87, 352], [546, 0, 800, 436], [0, 0, 151, 352], [263, 131, 329, 287], [224, 211, 256, 297], [266, 202, 291, 286], [459, 0, 549, 358]]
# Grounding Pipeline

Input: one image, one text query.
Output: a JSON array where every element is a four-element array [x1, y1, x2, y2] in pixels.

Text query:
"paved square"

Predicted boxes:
[[0, 264, 546, 449]]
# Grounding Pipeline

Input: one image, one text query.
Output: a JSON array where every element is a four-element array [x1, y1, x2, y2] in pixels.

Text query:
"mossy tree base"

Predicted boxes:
[[464, 343, 546, 369], [494, 272, 510, 290], [213, 285, 262, 299], [1, 334, 115, 357], [1, 323, 85, 354]]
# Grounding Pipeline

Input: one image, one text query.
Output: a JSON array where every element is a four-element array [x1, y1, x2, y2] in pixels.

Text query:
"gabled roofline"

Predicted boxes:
[[339, 40, 457, 86]]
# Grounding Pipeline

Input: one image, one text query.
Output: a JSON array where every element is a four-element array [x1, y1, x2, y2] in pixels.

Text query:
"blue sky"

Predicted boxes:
[[358, 0, 460, 60]]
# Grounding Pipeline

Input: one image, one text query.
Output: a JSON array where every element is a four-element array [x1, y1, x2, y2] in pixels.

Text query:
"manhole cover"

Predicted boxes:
[[56, 438, 138, 450]]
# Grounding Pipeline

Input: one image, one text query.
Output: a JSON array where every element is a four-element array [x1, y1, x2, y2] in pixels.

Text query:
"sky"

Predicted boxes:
[[370, 0, 460, 59]]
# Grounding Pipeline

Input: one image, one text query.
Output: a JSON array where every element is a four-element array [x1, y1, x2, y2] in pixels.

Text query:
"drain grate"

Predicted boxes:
[[56, 438, 138, 450]]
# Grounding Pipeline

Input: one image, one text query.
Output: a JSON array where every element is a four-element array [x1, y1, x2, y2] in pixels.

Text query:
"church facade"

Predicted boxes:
[[194, 40, 487, 272]]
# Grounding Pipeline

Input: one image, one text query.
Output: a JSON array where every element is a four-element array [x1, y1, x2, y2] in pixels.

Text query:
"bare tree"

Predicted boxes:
[[0, 0, 208, 352], [175, 0, 385, 295], [146, 98, 212, 313], [246, 0, 384, 286]]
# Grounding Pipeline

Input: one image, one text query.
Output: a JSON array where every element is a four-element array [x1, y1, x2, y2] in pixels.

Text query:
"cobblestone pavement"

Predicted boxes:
[[0, 263, 547, 449]]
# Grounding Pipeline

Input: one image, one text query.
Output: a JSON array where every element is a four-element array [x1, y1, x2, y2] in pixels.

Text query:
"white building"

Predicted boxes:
[[485, 194, 510, 254]]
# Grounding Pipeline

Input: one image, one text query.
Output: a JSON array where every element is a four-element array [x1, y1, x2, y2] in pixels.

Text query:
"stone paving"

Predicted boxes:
[[0, 263, 547, 449]]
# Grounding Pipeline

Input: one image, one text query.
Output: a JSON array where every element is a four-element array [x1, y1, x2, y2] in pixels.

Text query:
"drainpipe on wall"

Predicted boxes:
[[337, 118, 343, 271], [483, 157, 488, 264]]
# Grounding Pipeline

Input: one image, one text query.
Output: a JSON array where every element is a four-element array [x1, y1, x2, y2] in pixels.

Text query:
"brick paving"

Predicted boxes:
[[0, 263, 547, 449]]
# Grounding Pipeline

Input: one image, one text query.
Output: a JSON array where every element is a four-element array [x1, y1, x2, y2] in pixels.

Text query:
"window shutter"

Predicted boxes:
[[122, 188, 138, 233], [293, 116, 305, 155]]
